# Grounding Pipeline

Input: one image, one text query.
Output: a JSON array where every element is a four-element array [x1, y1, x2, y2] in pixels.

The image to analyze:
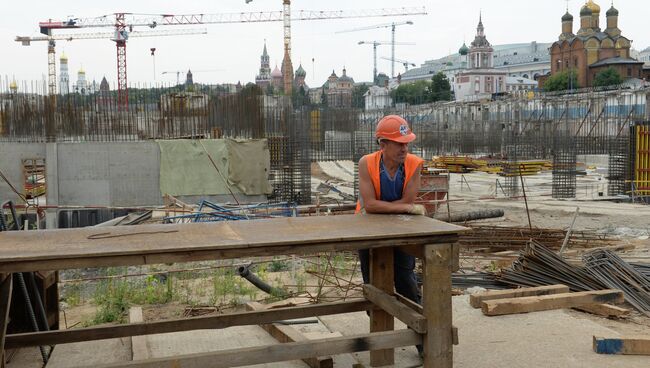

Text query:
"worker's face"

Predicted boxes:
[[380, 139, 409, 163]]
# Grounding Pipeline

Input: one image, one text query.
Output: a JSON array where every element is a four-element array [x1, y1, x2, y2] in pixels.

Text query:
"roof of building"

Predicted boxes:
[[338, 68, 354, 83], [586, 0, 601, 13], [295, 64, 306, 77], [606, 5, 619, 17], [562, 11, 574, 21], [459, 42, 469, 56], [60, 52, 68, 61], [590, 56, 644, 67], [580, 4, 593, 16], [271, 65, 282, 77]]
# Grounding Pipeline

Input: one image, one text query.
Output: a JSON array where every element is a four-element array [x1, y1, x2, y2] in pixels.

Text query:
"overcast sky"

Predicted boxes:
[[1, 0, 648, 88]]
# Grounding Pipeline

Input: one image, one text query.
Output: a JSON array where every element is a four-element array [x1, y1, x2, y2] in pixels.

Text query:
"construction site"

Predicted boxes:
[[2, 2, 650, 368]]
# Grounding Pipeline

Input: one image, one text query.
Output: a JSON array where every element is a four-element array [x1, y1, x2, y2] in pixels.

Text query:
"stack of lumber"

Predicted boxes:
[[498, 160, 550, 177], [468, 284, 627, 317], [432, 156, 479, 173]]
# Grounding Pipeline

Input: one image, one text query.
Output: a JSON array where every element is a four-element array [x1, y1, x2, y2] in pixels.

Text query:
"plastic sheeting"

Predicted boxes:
[[158, 139, 272, 196]]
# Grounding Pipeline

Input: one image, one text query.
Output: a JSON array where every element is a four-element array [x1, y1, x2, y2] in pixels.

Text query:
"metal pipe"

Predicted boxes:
[[236, 265, 287, 298], [16, 273, 48, 364]]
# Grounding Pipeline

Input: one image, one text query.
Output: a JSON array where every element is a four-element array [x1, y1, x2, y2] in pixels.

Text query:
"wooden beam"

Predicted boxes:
[[369, 247, 395, 367], [128, 307, 149, 361], [92, 329, 421, 368], [5, 300, 371, 349], [245, 302, 333, 368], [574, 304, 630, 318], [482, 290, 624, 316], [469, 285, 570, 308], [362, 284, 427, 334], [593, 336, 650, 355], [423, 243, 454, 368], [395, 293, 458, 345], [0, 274, 12, 368]]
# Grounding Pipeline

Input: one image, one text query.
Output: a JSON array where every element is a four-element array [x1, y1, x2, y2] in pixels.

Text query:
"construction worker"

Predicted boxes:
[[356, 114, 426, 356]]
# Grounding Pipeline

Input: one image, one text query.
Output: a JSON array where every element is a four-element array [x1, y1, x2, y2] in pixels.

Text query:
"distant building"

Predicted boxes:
[[454, 15, 506, 101], [271, 65, 283, 91], [255, 42, 272, 89], [364, 86, 392, 110], [323, 68, 355, 108], [97, 77, 112, 109], [549, 1, 643, 88], [185, 70, 194, 89], [73, 67, 97, 95], [294, 64, 308, 89], [638, 47, 650, 65], [59, 53, 69, 95]]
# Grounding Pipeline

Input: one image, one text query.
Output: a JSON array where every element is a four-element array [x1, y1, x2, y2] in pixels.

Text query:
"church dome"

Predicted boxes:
[[271, 65, 282, 78], [580, 4, 593, 16], [9, 80, 17, 90], [562, 11, 574, 21], [586, 0, 601, 13], [295, 64, 306, 77], [458, 42, 469, 55], [60, 52, 68, 62], [606, 5, 619, 16]]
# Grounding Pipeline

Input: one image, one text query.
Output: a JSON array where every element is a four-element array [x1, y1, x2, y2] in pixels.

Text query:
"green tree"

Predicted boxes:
[[320, 87, 328, 107], [544, 69, 580, 92], [593, 67, 623, 87], [292, 85, 309, 107], [429, 72, 452, 102], [352, 84, 370, 108], [391, 80, 432, 105]]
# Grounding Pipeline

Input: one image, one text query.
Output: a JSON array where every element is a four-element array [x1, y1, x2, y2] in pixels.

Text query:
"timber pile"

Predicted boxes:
[[497, 241, 650, 316], [459, 225, 614, 251], [468, 284, 626, 317]]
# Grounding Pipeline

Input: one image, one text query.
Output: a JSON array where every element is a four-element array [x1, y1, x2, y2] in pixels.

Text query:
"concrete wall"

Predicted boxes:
[[56, 142, 161, 207], [0, 142, 46, 204]]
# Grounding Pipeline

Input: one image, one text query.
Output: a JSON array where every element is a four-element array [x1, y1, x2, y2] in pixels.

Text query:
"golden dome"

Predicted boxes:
[[9, 80, 17, 90], [60, 52, 68, 61], [586, 0, 601, 14], [78, 67, 85, 75]]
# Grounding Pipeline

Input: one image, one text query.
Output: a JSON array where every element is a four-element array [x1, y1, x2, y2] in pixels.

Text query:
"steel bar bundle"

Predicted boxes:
[[497, 240, 604, 291], [459, 225, 613, 251], [583, 250, 650, 315]]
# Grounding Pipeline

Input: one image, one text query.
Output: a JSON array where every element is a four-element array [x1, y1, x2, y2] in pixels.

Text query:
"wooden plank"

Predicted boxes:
[[362, 284, 427, 334], [91, 329, 421, 368], [395, 293, 459, 345], [469, 285, 571, 308], [482, 290, 625, 316], [5, 300, 371, 349], [128, 307, 149, 361], [574, 304, 631, 318], [245, 302, 333, 368], [593, 336, 650, 355], [0, 274, 12, 368], [369, 247, 395, 367], [423, 243, 454, 368], [0, 215, 468, 273]]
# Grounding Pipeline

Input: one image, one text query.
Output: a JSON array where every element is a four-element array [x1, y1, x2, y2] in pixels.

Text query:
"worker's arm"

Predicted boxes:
[[359, 156, 423, 214]]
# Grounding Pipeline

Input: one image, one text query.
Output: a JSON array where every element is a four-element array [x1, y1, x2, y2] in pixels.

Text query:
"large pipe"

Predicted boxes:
[[236, 265, 287, 298], [434, 209, 505, 223]]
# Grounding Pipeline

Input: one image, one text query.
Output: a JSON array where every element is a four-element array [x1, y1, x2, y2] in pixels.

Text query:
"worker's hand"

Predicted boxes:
[[408, 204, 427, 216]]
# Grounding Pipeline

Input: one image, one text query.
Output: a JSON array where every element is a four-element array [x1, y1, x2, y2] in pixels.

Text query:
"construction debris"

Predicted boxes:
[[593, 336, 650, 355], [481, 289, 624, 316], [460, 226, 614, 251]]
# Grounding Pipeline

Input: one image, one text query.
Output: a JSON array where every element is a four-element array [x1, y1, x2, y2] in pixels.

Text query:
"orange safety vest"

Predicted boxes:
[[355, 151, 423, 214]]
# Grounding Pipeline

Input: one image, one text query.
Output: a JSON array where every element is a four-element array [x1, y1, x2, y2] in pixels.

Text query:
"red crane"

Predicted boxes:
[[38, 7, 427, 109]]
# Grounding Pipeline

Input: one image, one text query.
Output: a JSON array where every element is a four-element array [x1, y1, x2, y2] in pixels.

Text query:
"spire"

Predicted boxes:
[[477, 11, 485, 36]]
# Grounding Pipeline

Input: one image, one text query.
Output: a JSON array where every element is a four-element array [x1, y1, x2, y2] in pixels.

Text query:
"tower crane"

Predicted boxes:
[[338, 21, 414, 78], [16, 28, 207, 97], [380, 56, 416, 72], [358, 41, 415, 83], [35, 7, 426, 108]]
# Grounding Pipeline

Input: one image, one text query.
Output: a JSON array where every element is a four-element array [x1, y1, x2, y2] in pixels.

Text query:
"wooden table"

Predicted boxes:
[[0, 214, 466, 368]]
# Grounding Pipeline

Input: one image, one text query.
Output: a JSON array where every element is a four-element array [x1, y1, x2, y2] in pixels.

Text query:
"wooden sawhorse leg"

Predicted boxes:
[[422, 243, 456, 368], [0, 273, 12, 368], [369, 247, 394, 367]]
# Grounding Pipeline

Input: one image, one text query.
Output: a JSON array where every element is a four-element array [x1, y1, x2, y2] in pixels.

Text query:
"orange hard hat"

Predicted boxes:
[[375, 115, 416, 143]]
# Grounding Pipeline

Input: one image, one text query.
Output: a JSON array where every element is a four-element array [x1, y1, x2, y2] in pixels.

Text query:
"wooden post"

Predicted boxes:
[[423, 244, 453, 368], [369, 247, 394, 367], [0, 274, 12, 368]]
